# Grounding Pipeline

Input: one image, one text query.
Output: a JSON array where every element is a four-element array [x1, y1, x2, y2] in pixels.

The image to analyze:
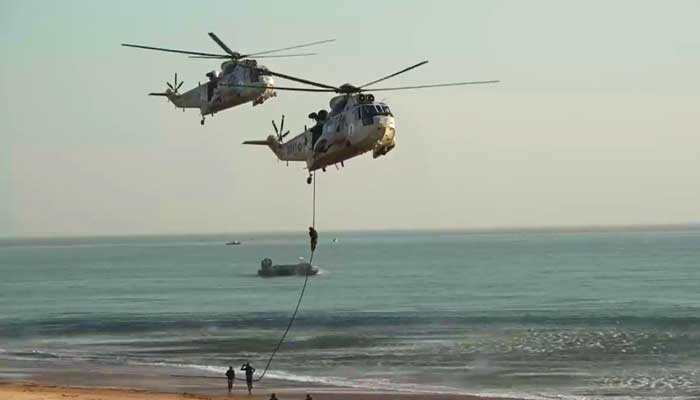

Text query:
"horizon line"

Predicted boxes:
[[2, 222, 699, 241]]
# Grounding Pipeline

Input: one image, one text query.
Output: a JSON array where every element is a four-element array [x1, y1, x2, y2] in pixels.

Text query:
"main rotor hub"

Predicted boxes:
[[338, 83, 360, 94]]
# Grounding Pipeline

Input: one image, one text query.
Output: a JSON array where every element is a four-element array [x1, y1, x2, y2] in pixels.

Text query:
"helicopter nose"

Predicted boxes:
[[259, 75, 275, 96], [373, 116, 395, 146], [262, 75, 274, 88], [370, 118, 396, 159]]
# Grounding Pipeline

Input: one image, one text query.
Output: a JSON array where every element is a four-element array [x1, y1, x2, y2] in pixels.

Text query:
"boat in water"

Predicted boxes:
[[225, 240, 242, 245], [258, 258, 319, 277]]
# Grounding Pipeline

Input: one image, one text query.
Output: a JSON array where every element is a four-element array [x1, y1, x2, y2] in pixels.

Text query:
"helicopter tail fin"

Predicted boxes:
[[242, 135, 285, 160], [242, 140, 271, 145]]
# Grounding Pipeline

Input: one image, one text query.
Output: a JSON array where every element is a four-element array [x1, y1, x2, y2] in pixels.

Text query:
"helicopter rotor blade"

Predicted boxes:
[[177, 81, 184, 90], [167, 82, 174, 90], [264, 70, 338, 91], [240, 38, 335, 58], [367, 80, 500, 92], [279, 115, 285, 136], [121, 43, 228, 58], [252, 53, 318, 58], [207, 32, 237, 57], [359, 60, 429, 89], [272, 119, 279, 135], [189, 53, 319, 59], [281, 131, 290, 139], [188, 55, 230, 59], [225, 83, 335, 92]]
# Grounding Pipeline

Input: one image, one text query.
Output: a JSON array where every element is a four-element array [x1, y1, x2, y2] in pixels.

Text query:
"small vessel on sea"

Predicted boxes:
[[258, 257, 318, 277], [225, 240, 242, 245]]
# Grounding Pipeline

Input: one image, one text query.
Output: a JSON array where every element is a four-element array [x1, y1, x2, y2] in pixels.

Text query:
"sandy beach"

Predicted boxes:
[[0, 384, 221, 400], [0, 383, 518, 400], [0, 358, 518, 400]]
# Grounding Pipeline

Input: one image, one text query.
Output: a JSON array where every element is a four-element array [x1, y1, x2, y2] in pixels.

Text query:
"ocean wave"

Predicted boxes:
[[598, 373, 700, 392], [133, 361, 556, 400], [3, 312, 700, 338]]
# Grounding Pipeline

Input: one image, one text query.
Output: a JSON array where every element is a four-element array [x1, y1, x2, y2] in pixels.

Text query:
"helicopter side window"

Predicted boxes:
[[223, 64, 236, 75], [249, 68, 259, 81], [331, 98, 348, 115]]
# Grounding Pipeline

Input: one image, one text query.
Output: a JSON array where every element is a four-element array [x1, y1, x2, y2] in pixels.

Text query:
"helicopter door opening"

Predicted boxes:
[[205, 71, 218, 102], [310, 124, 323, 147], [207, 82, 215, 101]]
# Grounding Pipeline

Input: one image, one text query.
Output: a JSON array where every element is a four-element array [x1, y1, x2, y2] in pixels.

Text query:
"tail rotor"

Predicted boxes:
[[150, 72, 184, 100], [166, 73, 184, 94], [272, 115, 290, 144]]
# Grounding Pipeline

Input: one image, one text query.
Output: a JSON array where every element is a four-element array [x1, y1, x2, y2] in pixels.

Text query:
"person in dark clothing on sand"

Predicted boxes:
[[226, 366, 235, 393], [241, 362, 256, 394], [269, 393, 279, 400]]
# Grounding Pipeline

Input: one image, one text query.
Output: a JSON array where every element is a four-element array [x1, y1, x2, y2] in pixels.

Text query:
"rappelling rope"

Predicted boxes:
[[171, 173, 319, 384], [250, 171, 317, 382]]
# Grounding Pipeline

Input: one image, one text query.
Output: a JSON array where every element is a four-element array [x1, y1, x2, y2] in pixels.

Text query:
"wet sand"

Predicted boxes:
[[0, 359, 519, 400], [0, 383, 519, 400]]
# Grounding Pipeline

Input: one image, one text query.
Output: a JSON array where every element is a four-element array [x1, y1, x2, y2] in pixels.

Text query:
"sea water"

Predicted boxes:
[[1, 229, 699, 399]]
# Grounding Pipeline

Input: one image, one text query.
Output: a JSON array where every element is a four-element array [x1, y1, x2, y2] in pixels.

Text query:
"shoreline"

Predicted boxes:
[[0, 382, 520, 400], [0, 358, 521, 400]]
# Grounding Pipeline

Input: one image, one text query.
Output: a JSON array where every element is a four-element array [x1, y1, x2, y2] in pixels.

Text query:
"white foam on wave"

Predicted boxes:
[[138, 361, 568, 400], [135, 361, 700, 400]]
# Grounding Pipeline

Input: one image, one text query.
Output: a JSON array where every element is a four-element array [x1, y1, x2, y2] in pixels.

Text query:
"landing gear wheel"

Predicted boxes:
[[200, 117, 205, 126], [306, 176, 312, 185]]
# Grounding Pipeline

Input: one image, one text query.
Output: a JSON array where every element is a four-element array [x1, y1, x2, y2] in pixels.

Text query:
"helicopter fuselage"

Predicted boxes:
[[246, 93, 396, 174], [124, 33, 337, 125], [166, 61, 275, 119], [309, 95, 396, 170]]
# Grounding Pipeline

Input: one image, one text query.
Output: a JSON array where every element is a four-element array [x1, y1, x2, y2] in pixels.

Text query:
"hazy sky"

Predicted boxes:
[[2, 0, 699, 237]]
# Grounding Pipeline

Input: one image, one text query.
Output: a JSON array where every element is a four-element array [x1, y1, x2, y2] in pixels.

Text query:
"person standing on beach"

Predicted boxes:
[[241, 362, 256, 394], [225, 366, 235, 393]]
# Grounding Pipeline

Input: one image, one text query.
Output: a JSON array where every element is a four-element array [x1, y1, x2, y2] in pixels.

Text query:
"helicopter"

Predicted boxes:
[[240, 60, 498, 183], [122, 33, 334, 125]]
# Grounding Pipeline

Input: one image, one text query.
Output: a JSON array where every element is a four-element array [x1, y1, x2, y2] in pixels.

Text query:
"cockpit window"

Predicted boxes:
[[361, 104, 392, 117]]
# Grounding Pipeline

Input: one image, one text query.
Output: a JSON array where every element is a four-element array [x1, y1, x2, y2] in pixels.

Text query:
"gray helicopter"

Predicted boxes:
[[241, 60, 498, 183], [122, 33, 334, 125]]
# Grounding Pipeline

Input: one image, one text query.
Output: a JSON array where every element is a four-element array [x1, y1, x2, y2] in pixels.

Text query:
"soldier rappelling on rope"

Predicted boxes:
[[309, 226, 318, 252]]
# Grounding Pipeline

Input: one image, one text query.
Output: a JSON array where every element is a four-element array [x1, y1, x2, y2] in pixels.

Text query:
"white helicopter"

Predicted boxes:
[[122, 33, 334, 125], [240, 61, 498, 183]]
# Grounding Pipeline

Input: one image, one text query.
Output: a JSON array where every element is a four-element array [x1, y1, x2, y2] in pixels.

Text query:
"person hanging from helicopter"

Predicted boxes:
[[309, 226, 318, 252]]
